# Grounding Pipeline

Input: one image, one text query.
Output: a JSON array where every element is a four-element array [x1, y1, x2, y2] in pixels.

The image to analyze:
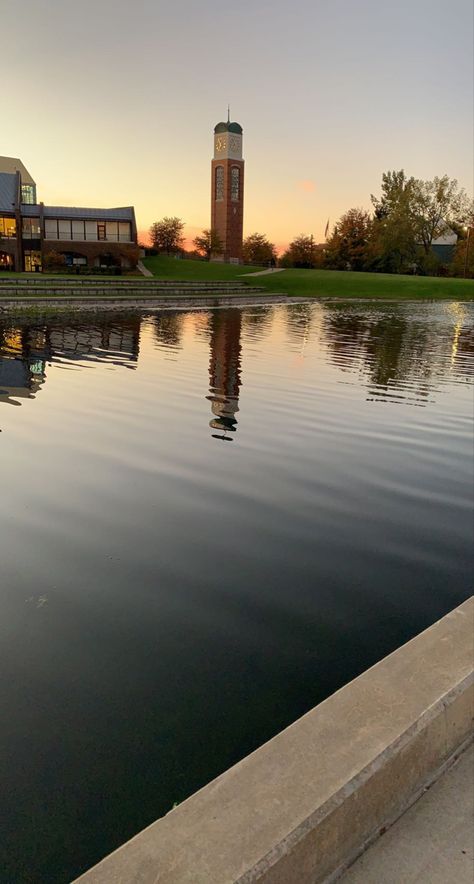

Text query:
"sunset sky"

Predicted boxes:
[[3, 0, 473, 251]]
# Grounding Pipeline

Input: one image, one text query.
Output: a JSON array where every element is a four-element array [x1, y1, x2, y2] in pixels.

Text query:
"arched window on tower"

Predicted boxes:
[[215, 166, 224, 201], [231, 167, 240, 202]]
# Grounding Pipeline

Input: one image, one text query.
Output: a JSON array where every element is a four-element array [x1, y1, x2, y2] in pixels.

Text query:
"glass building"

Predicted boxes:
[[0, 156, 137, 272]]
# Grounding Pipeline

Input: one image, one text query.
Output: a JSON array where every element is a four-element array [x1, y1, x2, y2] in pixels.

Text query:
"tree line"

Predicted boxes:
[[148, 219, 278, 265], [148, 170, 473, 277], [280, 171, 473, 277]]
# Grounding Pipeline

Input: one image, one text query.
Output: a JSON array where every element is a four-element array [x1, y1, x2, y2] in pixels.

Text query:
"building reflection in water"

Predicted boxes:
[[206, 309, 242, 441], [0, 314, 141, 408], [0, 326, 47, 405]]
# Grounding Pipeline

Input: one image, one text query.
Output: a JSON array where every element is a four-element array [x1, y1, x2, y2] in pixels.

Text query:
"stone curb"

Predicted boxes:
[[0, 295, 293, 312], [74, 597, 474, 884]]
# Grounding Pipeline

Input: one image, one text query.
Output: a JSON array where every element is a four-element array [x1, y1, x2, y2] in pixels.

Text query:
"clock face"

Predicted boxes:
[[215, 136, 227, 152], [229, 136, 240, 152]]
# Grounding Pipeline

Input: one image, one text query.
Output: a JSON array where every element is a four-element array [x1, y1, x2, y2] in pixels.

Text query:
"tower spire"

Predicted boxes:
[[227, 104, 230, 123]]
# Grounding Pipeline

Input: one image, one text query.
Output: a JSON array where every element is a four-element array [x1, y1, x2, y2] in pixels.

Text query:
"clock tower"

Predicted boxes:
[[211, 114, 244, 262]]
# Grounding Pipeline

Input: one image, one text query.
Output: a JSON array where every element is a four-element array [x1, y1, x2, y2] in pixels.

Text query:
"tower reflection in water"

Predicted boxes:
[[206, 309, 242, 441]]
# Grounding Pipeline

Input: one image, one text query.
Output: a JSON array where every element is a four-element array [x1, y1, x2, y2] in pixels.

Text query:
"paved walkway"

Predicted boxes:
[[137, 260, 153, 277], [342, 743, 474, 883], [240, 268, 285, 276]]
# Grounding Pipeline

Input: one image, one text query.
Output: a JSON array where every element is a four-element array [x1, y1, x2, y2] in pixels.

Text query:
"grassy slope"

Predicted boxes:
[[144, 256, 474, 300], [142, 256, 260, 280], [252, 268, 474, 299], [143, 257, 473, 299], [2, 259, 473, 300]]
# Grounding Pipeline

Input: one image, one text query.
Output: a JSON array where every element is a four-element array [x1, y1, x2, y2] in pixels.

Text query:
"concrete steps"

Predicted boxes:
[[0, 289, 268, 299], [0, 277, 257, 289], [0, 278, 270, 298], [0, 293, 289, 312]]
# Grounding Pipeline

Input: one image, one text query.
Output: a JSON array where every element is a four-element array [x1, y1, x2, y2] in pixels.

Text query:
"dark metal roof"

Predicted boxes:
[[21, 204, 135, 220], [0, 172, 17, 213], [214, 121, 243, 134]]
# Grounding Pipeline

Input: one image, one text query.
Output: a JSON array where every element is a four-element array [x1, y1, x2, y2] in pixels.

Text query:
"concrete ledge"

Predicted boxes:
[[0, 294, 292, 313], [75, 598, 474, 884], [0, 278, 258, 287]]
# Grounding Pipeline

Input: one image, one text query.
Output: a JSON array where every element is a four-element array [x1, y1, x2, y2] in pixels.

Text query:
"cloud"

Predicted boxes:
[[297, 179, 316, 193]]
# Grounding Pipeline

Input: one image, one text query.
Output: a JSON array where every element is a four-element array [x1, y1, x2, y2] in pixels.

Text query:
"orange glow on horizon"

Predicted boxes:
[[138, 229, 304, 256], [2, 0, 472, 270]]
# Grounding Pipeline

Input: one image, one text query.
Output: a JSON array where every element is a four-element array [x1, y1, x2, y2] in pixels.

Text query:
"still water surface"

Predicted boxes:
[[0, 302, 473, 882]]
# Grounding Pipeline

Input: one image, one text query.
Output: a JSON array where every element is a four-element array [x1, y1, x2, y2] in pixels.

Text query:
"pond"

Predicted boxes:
[[0, 301, 473, 882]]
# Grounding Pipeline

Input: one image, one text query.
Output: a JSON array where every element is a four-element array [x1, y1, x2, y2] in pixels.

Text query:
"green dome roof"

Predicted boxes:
[[214, 121, 243, 135]]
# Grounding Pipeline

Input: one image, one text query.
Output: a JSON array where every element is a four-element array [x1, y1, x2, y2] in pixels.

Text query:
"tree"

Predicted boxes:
[[371, 169, 416, 221], [410, 176, 473, 255], [280, 234, 318, 268], [451, 224, 474, 278], [324, 208, 373, 271], [371, 170, 474, 274], [242, 232, 277, 265], [370, 170, 418, 273], [193, 228, 223, 261], [42, 250, 67, 272], [149, 217, 185, 255]]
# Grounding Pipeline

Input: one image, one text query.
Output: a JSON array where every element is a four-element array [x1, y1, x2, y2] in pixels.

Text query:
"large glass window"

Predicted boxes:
[[24, 250, 42, 272], [21, 184, 36, 205], [22, 218, 41, 239], [215, 166, 224, 201], [106, 221, 118, 241], [0, 252, 14, 269], [72, 220, 85, 240], [64, 253, 87, 266], [58, 220, 72, 240], [85, 221, 97, 241], [43, 218, 130, 243], [231, 167, 240, 202], [44, 219, 58, 239], [0, 217, 17, 238], [119, 221, 131, 242]]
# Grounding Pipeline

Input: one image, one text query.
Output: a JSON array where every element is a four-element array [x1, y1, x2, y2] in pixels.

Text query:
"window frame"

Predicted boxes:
[[215, 166, 224, 201], [231, 166, 240, 202]]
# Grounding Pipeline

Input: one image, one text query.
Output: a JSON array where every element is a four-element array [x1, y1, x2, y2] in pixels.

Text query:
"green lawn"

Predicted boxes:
[[142, 256, 261, 280], [2, 259, 473, 300], [143, 257, 473, 299], [252, 268, 474, 299]]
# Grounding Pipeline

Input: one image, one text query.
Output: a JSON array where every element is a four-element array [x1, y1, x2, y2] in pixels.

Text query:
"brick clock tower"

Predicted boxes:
[[211, 114, 244, 262]]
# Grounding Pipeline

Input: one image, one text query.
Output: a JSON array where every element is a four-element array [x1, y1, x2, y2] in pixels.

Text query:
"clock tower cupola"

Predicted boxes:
[[211, 113, 244, 262]]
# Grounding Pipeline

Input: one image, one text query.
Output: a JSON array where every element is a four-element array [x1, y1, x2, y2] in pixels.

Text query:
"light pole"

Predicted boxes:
[[464, 226, 471, 279]]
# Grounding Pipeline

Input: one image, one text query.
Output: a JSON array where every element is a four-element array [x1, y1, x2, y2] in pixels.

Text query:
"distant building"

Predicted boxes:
[[430, 230, 458, 264], [0, 156, 137, 272], [211, 115, 244, 262]]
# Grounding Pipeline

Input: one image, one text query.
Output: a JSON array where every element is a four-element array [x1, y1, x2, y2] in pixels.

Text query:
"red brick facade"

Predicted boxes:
[[211, 158, 244, 262], [42, 240, 139, 268]]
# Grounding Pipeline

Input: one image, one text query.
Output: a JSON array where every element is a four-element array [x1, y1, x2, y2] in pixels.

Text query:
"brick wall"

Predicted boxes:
[[211, 159, 244, 261], [41, 240, 138, 268]]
